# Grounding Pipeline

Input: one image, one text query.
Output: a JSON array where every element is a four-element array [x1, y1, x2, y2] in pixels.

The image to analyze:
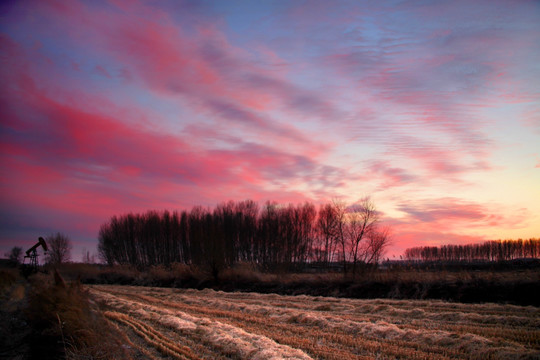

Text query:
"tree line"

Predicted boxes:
[[404, 238, 540, 262], [98, 198, 390, 277]]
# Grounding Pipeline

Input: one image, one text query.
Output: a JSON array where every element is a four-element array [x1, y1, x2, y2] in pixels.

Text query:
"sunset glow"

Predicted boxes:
[[1, 0, 539, 260]]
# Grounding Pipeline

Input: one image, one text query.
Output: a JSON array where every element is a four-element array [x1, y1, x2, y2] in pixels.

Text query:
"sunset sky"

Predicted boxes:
[[1, 0, 539, 262]]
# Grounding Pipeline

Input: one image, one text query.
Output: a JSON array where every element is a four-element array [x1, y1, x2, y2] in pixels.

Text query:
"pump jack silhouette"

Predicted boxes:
[[23, 237, 48, 275]]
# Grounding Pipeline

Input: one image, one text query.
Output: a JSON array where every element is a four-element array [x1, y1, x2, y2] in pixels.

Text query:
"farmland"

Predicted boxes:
[[91, 285, 540, 360]]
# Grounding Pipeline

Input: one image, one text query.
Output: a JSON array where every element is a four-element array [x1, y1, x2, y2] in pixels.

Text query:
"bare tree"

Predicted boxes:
[[331, 199, 348, 275], [365, 225, 391, 264], [347, 197, 379, 277], [45, 233, 72, 264], [98, 222, 116, 265], [5, 246, 23, 265], [317, 203, 338, 265]]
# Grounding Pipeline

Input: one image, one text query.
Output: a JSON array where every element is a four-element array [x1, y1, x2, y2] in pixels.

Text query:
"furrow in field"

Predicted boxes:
[[104, 311, 197, 360], [114, 287, 535, 355], [94, 287, 497, 359], [92, 288, 313, 360], [152, 288, 540, 329], [104, 314, 162, 360], [90, 285, 540, 360], [95, 287, 455, 359], [183, 289, 538, 316]]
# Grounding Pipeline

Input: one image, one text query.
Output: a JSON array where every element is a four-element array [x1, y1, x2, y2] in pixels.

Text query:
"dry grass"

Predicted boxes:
[[53, 263, 539, 305], [0, 268, 19, 293], [272, 268, 540, 284], [23, 272, 135, 360], [91, 285, 540, 360]]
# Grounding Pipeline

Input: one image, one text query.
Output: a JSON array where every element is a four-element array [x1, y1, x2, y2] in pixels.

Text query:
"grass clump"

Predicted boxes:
[[24, 271, 133, 360]]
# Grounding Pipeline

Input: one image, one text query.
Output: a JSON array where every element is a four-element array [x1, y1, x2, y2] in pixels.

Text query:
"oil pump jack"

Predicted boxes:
[[24, 236, 48, 270]]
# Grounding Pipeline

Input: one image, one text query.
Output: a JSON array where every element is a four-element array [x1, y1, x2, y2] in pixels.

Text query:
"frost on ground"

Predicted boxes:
[[91, 285, 540, 360]]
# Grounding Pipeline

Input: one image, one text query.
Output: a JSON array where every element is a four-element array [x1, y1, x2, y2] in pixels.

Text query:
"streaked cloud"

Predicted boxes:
[[1, 0, 538, 259]]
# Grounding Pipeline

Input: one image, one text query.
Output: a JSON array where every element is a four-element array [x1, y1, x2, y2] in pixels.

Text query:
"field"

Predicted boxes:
[[91, 285, 540, 360]]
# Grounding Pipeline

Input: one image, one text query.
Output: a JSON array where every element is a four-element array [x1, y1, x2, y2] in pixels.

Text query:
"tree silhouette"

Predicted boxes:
[[45, 233, 72, 264], [347, 197, 379, 277], [5, 246, 23, 265], [404, 238, 540, 262], [97, 199, 394, 272]]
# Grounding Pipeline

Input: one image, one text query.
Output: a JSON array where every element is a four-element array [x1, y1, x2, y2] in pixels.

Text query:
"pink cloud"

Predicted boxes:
[[1, 25, 349, 260], [380, 136, 493, 185], [1, 29, 339, 190], [2, 0, 538, 261], [383, 197, 530, 257], [93, 65, 112, 79], [387, 229, 489, 259], [21, 0, 340, 149], [395, 198, 529, 231], [317, 2, 538, 177], [1, 38, 342, 218], [367, 160, 417, 189]]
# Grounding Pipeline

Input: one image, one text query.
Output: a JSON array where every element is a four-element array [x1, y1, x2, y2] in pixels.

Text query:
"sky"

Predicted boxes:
[[1, 0, 539, 262]]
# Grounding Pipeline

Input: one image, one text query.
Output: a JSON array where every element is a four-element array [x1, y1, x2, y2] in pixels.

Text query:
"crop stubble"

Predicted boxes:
[[90, 285, 540, 360]]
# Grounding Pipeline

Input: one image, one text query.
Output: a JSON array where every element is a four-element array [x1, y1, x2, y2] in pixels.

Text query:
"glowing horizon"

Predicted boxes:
[[1, 0, 539, 261]]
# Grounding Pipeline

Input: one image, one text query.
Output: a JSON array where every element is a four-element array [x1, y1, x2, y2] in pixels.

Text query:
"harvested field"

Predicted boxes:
[[90, 285, 540, 359]]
